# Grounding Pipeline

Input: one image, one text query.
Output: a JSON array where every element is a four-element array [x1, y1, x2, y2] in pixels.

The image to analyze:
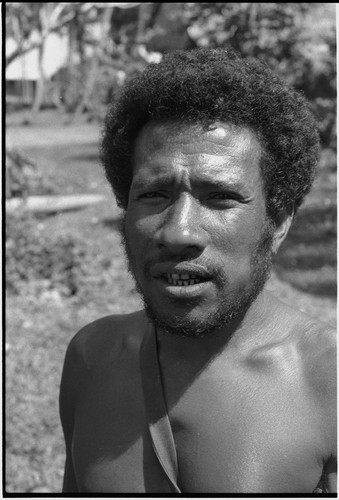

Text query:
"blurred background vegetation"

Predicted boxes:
[[5, 2, 336, 493]]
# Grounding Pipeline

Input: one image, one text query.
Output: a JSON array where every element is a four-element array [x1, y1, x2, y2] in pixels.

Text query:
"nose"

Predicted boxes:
[[155, 193, 208, 255]]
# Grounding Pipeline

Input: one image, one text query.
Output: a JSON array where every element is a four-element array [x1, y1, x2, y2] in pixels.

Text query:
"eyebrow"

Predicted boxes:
[[192, 178, 245, 192], [131, 175, 247, 193], [131, 176, 174, 191]]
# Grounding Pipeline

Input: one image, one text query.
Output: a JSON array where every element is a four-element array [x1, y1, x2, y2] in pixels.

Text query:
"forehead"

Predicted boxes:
[[133, 120, 262, 158], [132, 120, 263, 183]]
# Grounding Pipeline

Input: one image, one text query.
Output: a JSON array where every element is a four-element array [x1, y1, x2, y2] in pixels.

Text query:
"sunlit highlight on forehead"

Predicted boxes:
[[134, 120, 262, 159]]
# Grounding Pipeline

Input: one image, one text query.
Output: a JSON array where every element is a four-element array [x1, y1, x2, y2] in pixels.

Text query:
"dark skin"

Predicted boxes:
[[60, 122, 336, 493]]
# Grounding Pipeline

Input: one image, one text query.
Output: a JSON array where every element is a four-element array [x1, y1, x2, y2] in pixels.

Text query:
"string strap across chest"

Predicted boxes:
[[140, 324, 181, 493]]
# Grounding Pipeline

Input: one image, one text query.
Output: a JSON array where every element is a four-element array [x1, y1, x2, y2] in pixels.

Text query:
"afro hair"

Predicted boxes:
[[100, 48, 319, 221]]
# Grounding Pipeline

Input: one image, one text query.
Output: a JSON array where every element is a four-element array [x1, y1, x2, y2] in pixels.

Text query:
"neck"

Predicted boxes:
[[155, 290, 271, 371]]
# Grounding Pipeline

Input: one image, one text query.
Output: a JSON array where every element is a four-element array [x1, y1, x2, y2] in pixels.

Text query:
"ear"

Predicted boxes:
[[271, 206, 294, 255]]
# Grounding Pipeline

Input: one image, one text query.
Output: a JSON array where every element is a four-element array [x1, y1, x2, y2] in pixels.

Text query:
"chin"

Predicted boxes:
[[142, 298, 248, 339], [139, 270, 271, 339]]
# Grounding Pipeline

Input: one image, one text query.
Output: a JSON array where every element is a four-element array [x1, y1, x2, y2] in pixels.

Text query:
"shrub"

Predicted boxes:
[[6, 148, 55, 199], [6, 213, 89, 297]]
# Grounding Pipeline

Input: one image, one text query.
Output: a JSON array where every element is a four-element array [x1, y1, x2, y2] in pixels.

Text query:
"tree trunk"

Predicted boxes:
[[67, 53, 99, 123], [31, 38, 46, 122], [136, 3, 151, 44], [67, 6, 114, 124], [65, 16, 77, 112]]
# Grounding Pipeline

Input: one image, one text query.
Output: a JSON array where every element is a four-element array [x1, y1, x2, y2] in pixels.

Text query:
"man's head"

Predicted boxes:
[[100, 48, 319, 337]]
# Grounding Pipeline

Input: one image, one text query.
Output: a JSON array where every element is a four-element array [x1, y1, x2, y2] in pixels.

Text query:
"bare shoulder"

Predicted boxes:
[[64, 309, 149, 371], [275, 297, 335, 381], [294, 311, 336, 408], [267, 293, 336, 449], [268, 293, 336, 389], [60, 309, 149, 427], [293, 308, 337, 465]]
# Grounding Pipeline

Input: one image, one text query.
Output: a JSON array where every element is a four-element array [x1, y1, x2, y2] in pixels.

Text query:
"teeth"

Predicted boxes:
[[165, 273, 204, 286], [167, 273, 200, 280]]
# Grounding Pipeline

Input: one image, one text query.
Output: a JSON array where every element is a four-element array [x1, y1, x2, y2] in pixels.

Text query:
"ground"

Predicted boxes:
[[5, 109, 336, 493]]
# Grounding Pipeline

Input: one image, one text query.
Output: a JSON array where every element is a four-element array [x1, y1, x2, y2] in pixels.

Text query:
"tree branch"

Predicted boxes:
[[6, 41, 42, 67]]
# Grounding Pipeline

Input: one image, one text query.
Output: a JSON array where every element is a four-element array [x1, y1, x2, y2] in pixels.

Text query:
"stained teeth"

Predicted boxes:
[[167, 273, 200, 279], [164, 272, 205, 286]]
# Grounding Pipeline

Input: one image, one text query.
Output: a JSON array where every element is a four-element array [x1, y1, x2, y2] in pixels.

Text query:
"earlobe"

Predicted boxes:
[[271, 207, 294, 255]]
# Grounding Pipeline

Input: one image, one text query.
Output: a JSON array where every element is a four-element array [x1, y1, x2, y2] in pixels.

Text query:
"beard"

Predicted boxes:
[[121, 219, 275, 338]]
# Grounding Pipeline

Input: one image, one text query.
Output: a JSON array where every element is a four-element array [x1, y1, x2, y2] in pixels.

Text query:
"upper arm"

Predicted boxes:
[[59, 331, 90, 492], [304, 326, 337, 466], [316, 328, 337, 458], [59, 314, 136, 492]]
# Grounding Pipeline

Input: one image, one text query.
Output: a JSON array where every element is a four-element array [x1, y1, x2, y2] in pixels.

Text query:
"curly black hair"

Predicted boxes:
[[100, 48, 319, 221]]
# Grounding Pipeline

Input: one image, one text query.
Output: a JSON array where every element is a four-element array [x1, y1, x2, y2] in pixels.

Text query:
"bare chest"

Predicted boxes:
[[165, 365, 324, 493], [71, 341, 325, 493]]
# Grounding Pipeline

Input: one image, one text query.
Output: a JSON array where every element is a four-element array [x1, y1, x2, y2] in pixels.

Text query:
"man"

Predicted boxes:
[[59, 48, 336, 493]]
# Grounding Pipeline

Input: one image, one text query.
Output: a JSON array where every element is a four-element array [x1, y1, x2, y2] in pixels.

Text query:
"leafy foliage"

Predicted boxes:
[[6, 3, 336, 145], [6, 213, 89, 297], [183, 3, 336, 148], [104, 3, 337, 148], [6, 148, 55, 199]]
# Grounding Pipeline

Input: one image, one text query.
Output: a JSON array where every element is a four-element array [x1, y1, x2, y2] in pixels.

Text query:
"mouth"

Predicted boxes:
[[163, 273, 207, 287], [149, 263, 213, 298]]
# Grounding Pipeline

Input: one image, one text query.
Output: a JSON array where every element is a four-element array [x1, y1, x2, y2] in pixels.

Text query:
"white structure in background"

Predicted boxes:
[[6, 33, 69, 104]]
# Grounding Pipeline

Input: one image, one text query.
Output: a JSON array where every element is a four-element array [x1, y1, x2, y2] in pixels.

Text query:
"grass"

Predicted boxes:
[[5, 109, 336, 493]]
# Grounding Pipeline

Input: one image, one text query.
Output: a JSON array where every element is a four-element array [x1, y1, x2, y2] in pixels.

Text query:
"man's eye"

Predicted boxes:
[[206, 192, 241, 208], [138, 192, 165, 200], [209, 193, 237, 201]]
